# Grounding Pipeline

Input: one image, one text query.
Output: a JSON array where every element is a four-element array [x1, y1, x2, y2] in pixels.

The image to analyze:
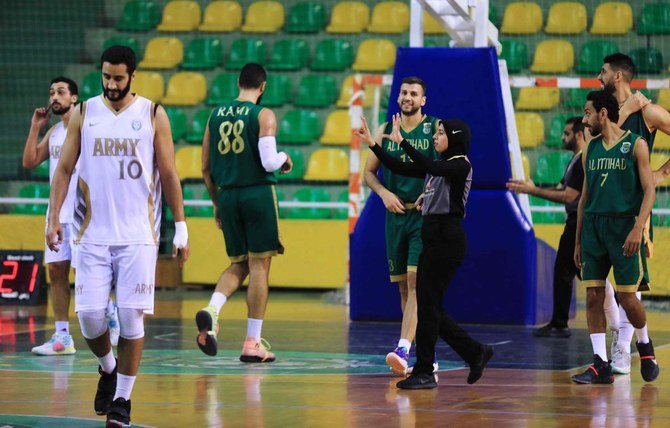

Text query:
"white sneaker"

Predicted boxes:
[[106, 305, 120, 347], [610, 329, 619, 361], [32, 332, 76, 356], [611, 340, 632, 375]]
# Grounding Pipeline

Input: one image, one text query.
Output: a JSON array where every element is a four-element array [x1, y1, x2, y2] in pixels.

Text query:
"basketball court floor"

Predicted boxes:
[[1, 290, 669, 427]]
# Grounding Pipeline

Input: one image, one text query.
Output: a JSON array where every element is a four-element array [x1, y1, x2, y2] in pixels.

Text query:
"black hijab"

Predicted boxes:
[[439, 118, 471, 159]]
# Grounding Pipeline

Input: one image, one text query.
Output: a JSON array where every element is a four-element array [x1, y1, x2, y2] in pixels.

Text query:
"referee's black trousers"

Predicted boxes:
[[550, 217, 580, 329], [413, 215, 484, 375]]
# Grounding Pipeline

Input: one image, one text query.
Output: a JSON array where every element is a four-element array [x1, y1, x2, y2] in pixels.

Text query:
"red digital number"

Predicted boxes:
[[28, 263, 39, 293], [0, 260, 19, 293]]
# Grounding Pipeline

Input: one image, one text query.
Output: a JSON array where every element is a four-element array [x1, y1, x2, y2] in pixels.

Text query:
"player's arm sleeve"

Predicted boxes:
[[369, 143, 425, 178], [259, 136, 288, 172]]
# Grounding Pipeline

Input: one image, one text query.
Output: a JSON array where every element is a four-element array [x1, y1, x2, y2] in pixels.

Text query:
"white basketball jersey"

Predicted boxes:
[[74, 95, 161, 245], [48, 121, 79, 223]]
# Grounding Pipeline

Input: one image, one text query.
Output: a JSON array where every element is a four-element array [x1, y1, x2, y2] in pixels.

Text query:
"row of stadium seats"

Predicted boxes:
[[513, 87, 670, 112]]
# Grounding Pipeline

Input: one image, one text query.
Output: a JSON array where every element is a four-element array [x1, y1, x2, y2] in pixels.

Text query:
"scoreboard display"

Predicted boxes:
[[0, 250, 46, 305]]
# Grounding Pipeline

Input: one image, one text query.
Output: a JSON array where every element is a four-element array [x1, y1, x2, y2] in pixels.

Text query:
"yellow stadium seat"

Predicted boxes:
[[241, 1, 285, 33], [157, 1, 201, 32], [545, 2, 587, 35], [516, 87, 560, 110], [501, 2, 543, 35], [336, 75, 378, 108], [511, 152, 531, 179], [138, 37, 183, 69], [515, 113, 545, 148], [175, 146, 202, 180], [530, 40, 574, 73], [651, 152, 670, 185], [132, 72, 165, 102], [655, 132, 670, 150], [657, 89, 670, 111], [326, 1, 369, 34], [590, 2, 632, 35], [424, 11, 447, 34], [199, 1, 242, 32], [304, 148, 349, 181], [162, 72, 207, 106], [368, 1, 409, 34], [320, 110, 352, 145], [352, 39, 396, 72]]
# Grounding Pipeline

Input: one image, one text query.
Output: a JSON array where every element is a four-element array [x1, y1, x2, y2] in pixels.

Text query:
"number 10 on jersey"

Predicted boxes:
[[218, 120, 245, 155]]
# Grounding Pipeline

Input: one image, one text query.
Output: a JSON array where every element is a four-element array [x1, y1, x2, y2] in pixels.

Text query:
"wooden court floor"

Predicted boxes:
[[1, 290, 670, 427]]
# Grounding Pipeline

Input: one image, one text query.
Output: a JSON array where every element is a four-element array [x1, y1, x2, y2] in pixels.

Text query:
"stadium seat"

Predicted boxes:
[[181, 38, 224, 70], [544, 2, 586, 35], [182, 186, 198, 217], [333, 190, 349, 219], [500, 40, 529, 73], [326, 1, 370, 34], [547, 114, 570, 149], [162, 72, 207, 106], [132, 71, 165, 102], [260, 74, 293, 107], [304, 148, 349, 181], [655, 131, 670, 151], [33, 160, 50, 179], [199, 1, 242, 32], [295, 74, 338, 108], [368, 1, 409, 34], [285, 2, 327, 33], [103, 36, 141, 60], [590, 2, 632, 35], [516, 87, 560, 110], [651, 153, 670, 186], [352, 39, 397, 72], [157, 1, 201, 32], [207, 73, 238, 106], [501, 2, 543, 35], [186, 108, 212, 144], [277, 110, 322, 144], [267, 39, 310, 71], [165, 107, 187, 141], [138, 37, 183, 69], [277, 147, 305, 181], [336, 75, 377, 108], [529, 195, 565, 224], [563, 88, 591, 109], [80, 72, 101, 101], [320, 110, 351, 145], [576, 40, 619, 74], [227, 38, 267, 70], [629, 48, 664, 74], [423, 11, 447, 34], [11, 183, 49, 215], [657, 88, 670, 111], [175, 146, 202, 180], [241, 1, 285, 33], [534, 151, 573, 185], [530, 40, 574, 74], [284, 187, 331, 219], [517, 152, 531, 179], [638, 3, 670, 35], [311, 39, 354, 71], [515, 112, 544, 148], [116, 0, 161, 31]]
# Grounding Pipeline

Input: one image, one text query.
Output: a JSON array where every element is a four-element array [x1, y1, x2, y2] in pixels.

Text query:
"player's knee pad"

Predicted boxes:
[[78, 310, 108, 340], [118, 308, 145, 340]]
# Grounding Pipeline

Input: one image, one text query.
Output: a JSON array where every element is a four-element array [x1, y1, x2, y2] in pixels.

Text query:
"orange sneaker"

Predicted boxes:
[[240, 337, 276, 363]]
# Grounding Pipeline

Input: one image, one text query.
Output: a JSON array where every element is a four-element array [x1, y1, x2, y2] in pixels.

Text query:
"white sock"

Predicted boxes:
[[397, 338, 411, 351], [106, 298, 116, 315], [603, 281, 620, 330], [590, 333, 608, 362], [635, 325, 649, 345], [97, 350, 116, 374], [208, 292, 227, 314], [55, 321, 69, 334], [114, 374, 136, 401], [247, 318, 263, 341]]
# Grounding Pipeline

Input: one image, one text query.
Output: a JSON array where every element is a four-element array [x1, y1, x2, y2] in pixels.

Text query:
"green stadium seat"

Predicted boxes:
[[563, 88, 591, 109], [533, 151, 572, 185], [33, 160, 50, 179], [277, 147, 305, 181], [11, 183, 49, 215], [284, 187, 331, 219], [311, 39, 354, 71], [165, 107, 188, 141], [294, 74, 338, 108], [576, 41, 619, 74], [529, 195, 565, 224], [488, 3, 498, 27], [285, 2, 327, 33], [80, 72, 101, 101], [117, 0, 161, 31], [277, 110, 322, 145], [638, 3, 670, 35], [500, 40, 528, 73], [186, 108, 212, 144], [260, 74, 292, 107], [182, 186, 198, 217], [103, 36, 141, 60], [181, 38, 224, 70], [267, 39, 310, 71], [207, 73, 238, 106], [547, 115, 570, 149], [333, 190, 349, 219], [197, 188, 215, 218], [227, 38, 267, 70], [629, 48, 664, 75]]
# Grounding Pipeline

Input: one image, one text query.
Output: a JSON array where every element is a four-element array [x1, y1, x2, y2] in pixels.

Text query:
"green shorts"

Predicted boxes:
[[217, 184, 284, 262], [385, 209, 423, 282], [581, 214, 650, 293]]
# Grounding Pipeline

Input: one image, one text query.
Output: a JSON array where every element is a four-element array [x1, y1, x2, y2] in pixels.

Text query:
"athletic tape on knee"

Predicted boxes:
[[118, 308, 145, 340], [78, 310, 108, 339]]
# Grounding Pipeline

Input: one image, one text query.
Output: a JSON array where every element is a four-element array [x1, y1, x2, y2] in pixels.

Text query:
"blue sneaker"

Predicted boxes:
[[386, 346, 410, 375]]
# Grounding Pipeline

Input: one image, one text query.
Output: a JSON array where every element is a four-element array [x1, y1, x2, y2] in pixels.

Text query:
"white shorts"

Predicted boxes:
[[74, 243, 158, 314], [44, 223, 77, 268]]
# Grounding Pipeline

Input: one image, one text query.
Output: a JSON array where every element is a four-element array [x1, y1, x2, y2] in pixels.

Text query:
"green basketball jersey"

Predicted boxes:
[[208, 100, 277, 188], [585, 130, 643, 216], [621, 110, 656, 152], [381, 115, 439, 201]]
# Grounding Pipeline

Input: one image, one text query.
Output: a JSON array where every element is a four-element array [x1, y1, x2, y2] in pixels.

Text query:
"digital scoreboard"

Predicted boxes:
[[0, 250, 46, 305]]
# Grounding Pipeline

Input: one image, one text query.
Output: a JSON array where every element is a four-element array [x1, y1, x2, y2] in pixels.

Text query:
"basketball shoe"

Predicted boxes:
[[32, 332, 76, 356], [636, 340, 660, 382], [611, 329, 631, 375], [240, 337, 275, 363], [571, 355, 614, 384], [95, 361, 117, 415], [195, 305, 219, 356], [106, 397, 131, 427], [386, 346, 410, 375]]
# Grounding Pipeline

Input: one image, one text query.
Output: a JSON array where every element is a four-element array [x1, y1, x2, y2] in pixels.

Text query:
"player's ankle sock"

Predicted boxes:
[[617, 323, 635, 353], [97, 350, 116, 374], [113, 374, 136, 401], [55, 321, 69, 334], [590, 333, 607, 362], [247, 318, 263, 341], [397, 338, 411, 351], [635, 325, 650, 345], [208, 292, 227, 314]]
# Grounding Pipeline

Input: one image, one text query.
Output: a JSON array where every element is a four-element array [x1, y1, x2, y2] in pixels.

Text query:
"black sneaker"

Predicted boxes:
[[468, 344, 494, 384], [95, 361, 117, 415], [106, 397, 131, 427], [396, 372, 438, 390], [571, 355, 614, 384], [533, 323, 571, 338], [636, 340, 660, 382]]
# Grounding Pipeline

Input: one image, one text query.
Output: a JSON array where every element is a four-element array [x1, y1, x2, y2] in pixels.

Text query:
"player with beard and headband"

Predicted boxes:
[[364, 76, 440, 376], [597, 53, 670, 375], [22, 77, 120, 356]]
